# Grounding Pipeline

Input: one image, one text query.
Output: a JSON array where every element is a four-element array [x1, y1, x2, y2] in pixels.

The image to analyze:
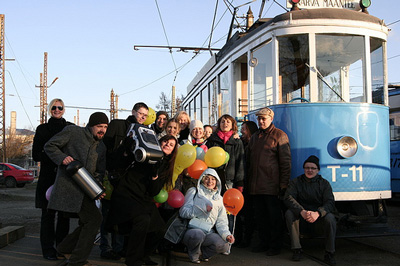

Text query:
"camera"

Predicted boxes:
[[126, 123, 163, 164]]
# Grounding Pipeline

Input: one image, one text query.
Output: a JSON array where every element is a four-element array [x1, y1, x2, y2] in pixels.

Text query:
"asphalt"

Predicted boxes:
[[0, 233, 324, 266]]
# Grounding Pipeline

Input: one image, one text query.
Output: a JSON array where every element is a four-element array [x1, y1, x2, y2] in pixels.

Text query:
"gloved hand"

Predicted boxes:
[[236, 186, 244, 193]]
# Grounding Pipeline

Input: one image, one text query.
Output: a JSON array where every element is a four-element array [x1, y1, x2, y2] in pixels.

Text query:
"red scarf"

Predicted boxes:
[[217, 130, 233, 144]]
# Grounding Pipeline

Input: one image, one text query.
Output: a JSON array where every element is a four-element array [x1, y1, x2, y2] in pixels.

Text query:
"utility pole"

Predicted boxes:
[[37, 52, 58, 124], [0, 14, 6, 162], [171, 86, 176, 117], [110, 89, 116, 120], [40, 52, 48, 124]]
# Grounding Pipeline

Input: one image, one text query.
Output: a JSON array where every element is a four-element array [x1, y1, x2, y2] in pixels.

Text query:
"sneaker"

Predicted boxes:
[[324, 252, 336, 266], [292, 249, 303, 261], [100, 250, 121, 260], [266, 248, 281, 256], [191, 259, 200, 264], [201, 257, 209, 262]]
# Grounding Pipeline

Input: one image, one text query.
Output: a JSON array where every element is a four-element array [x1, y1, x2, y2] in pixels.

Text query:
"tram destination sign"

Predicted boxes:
[[286, 0, 361, 10]]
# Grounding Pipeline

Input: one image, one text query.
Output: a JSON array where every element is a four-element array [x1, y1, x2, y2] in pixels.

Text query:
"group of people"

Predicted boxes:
[[32, 99, 337, 266]]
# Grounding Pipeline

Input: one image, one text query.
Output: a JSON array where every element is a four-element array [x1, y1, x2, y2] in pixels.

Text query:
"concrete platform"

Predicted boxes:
[[0, 233, 322, 266], [0, 225, 25, 248]]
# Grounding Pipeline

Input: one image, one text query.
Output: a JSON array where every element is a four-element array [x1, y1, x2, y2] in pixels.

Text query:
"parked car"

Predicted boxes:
[[0, 163, 34, 188]]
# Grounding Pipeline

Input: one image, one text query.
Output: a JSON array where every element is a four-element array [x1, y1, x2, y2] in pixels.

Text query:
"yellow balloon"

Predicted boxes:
[[204, 146, 226, 168], [143, 107, 156, 126], [167, 144, 197, 191]]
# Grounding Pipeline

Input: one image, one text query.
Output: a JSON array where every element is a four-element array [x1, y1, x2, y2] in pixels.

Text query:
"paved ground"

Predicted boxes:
[[1, 184, 400, 265]]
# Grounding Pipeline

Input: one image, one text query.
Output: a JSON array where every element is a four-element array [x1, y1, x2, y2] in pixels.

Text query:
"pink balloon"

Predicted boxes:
[[200, 145, 208, 153], [46, 185, 54, 201], [167, 190, 185, 208]]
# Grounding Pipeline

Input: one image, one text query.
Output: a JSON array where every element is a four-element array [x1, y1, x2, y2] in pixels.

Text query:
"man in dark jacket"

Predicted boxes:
[[100, 102, 149, 259], [284, 155, 336, 265], [247, 107, 291, 255], [45, 112, 109, 266]]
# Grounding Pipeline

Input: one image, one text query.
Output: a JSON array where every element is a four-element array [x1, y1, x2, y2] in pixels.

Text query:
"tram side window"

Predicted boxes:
[[278, 35, 310, 103], [210, 79, 218, 125], [390, 113, 400, 141], [195, 94, 201, 120], [316, 34, 365, 102], [201, 87, 209, 125], [220, 68, 231, 115], [251, 41, 273, 108], [371, 37, 385, 104]]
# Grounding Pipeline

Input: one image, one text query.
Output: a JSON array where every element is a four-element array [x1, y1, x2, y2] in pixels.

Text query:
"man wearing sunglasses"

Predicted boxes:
[[284, 155, 336, 265]]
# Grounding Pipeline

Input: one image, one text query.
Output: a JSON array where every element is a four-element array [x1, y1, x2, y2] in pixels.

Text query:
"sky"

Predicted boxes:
[[1, 0, 399, 130]]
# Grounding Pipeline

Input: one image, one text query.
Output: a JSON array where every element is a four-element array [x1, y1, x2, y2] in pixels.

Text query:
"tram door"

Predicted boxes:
[[231, 54, 248, 119]]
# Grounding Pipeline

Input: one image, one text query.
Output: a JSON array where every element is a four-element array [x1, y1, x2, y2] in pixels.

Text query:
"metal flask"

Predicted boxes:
[[66, 161, 105, 200]]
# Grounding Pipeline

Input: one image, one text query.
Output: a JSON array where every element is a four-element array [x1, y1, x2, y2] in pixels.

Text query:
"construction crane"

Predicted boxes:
[[0, 14, 5, 162]]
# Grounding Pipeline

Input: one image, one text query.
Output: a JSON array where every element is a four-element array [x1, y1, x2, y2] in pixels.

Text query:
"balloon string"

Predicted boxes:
[[226, 215, 236, 254]]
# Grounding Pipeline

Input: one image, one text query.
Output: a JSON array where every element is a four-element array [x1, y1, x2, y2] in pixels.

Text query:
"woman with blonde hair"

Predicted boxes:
[[174, 111, 191, 144], [33, 98, 73, 260]]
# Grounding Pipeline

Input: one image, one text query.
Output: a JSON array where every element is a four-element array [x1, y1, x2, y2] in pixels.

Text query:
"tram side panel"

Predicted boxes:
[[248, 103, 391, 201]]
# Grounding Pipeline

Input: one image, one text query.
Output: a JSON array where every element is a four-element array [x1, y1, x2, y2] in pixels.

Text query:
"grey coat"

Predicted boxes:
[[44, 125, 106, 213]]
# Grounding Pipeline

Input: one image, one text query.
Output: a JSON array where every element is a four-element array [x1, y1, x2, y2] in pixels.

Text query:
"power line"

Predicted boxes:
[[5, 70, 34, 129], [388, 19, 400, 26]]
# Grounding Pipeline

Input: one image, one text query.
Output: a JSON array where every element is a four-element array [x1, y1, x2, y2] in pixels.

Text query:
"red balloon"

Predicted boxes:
[[167, 190, 185, 208], [187, 159, 208, 180], [200, 144, 208, 153], [223, 188, 244, 216]]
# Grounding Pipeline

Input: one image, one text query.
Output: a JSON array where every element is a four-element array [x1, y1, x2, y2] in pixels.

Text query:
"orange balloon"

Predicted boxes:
[[187, 160, 208, 179], [223, 188, 244, 216]]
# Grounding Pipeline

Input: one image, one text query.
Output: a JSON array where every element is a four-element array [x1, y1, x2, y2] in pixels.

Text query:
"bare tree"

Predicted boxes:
[[175, 94, 185, 112], [6, 133, 33, 159], [156, 92, 171, 113]]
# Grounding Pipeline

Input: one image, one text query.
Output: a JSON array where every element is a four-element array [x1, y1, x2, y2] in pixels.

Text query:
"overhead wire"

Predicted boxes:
[[5, 70, 34, 129]]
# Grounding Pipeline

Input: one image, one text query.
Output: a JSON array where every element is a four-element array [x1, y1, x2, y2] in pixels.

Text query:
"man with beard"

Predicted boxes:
[[44, 112, 109, 266]]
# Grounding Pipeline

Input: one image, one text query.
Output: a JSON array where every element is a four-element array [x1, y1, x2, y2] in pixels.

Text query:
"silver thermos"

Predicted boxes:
[[66, 161, 105, 200]]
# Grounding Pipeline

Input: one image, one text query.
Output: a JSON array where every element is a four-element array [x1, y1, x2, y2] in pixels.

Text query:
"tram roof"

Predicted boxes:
[[217, 8, 386, 61]]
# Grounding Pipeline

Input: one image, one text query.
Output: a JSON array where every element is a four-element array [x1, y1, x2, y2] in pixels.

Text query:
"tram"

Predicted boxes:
[[182, 1, 390, 224], [389, 85, 400, 195]]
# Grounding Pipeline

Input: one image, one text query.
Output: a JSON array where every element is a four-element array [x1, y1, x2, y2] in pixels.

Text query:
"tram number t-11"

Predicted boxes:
[[327, 165, 363, 182]]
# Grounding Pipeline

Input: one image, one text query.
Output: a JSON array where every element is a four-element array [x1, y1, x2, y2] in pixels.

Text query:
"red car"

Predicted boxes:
[[0, 163, 34, 188]]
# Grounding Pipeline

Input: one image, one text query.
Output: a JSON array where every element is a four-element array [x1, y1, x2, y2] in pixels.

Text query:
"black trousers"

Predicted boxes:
[[40, 208, 70, 256], [57, 196, 102, 266], [253, 194, 284, 250], [125, 209, 164, 266]]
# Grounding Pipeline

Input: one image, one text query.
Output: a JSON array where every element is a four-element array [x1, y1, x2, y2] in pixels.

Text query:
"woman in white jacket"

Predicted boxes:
[[179, 168, 235, 263]]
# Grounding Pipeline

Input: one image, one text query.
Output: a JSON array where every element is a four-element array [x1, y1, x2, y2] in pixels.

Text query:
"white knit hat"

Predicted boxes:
[[189, 119, 204, 132]]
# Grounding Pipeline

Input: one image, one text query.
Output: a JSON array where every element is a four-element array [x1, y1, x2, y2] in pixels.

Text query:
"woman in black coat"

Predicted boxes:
[[206, 114, 245, 194], [108, 135, 178, 266], [32, 98, 73, 260]]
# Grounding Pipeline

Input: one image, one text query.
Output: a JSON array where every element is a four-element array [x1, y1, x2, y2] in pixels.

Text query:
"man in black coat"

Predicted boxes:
[[100, 102, 149, 260], [284, 155, 336, 266]]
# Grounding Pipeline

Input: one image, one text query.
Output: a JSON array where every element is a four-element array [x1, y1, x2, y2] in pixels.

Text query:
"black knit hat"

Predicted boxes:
[[303, 155, 320, 170], [156, 110, 169, 121], [88, 112, 109, 127]]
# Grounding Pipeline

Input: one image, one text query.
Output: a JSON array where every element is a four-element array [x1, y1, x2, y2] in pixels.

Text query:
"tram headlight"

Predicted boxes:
[[337, 136, 358, 158]]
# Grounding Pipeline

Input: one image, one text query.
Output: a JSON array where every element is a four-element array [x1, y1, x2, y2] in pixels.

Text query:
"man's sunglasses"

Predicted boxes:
[[51, 106, 63, 111]]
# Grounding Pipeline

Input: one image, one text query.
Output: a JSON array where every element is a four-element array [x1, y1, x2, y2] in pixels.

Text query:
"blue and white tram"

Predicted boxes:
[[183, 2, 390, 220]]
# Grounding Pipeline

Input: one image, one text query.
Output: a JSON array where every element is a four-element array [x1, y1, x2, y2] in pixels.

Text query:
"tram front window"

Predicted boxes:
[[278, 34, 310, 103], [251, 41, 273, 108], [316, 34, 365, 102], [371, 37, 385, 104]]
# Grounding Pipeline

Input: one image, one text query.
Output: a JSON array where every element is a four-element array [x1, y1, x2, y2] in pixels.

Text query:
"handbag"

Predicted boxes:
[[164, 212, 189, 244]]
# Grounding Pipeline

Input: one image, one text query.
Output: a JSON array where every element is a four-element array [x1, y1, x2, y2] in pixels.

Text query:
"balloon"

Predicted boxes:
[[167, 190, 185, 208], [204, 146, 226, 168], [143, 107, 156, 126], [200, 145, 208, 153], [45, 185, 54, 201], [187, 160, 208, 179], [154, 189, 168, 203], [223, 188, 244, 216], [196, 147, 205, 161], [224, 152, 230, 164], [169, 144, 197, 190]]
